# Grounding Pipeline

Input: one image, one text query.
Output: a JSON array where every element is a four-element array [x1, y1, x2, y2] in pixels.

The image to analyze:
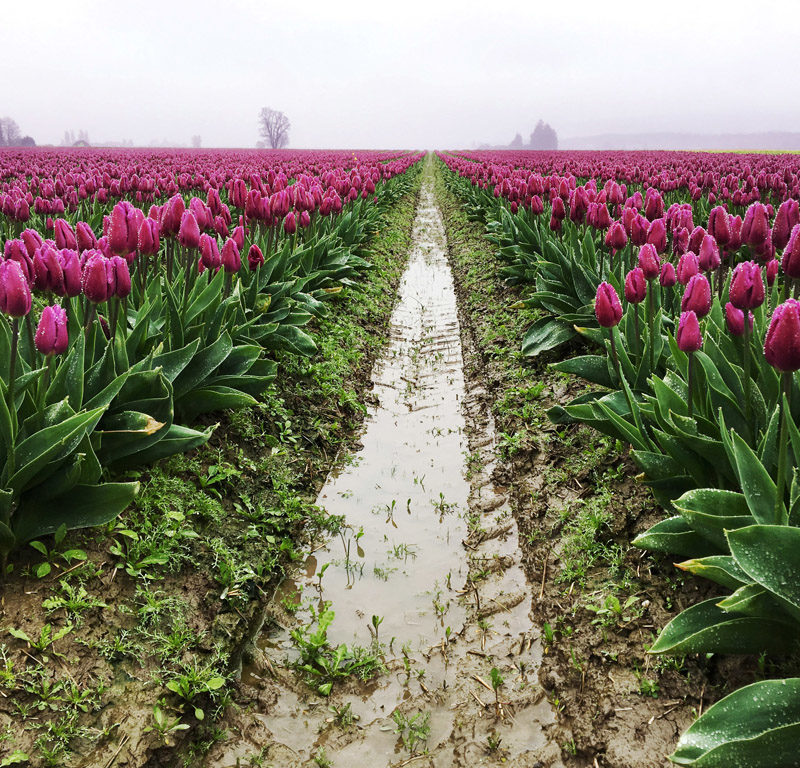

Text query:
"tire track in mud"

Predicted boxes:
[[203, 160, 562, 768]]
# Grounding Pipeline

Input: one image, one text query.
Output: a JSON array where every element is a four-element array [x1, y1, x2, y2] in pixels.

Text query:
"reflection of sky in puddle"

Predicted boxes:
[[288, 184, 470, 653]]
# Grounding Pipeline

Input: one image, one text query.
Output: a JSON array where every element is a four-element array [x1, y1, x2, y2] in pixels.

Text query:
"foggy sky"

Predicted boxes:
[[3, 0, 798, 149]]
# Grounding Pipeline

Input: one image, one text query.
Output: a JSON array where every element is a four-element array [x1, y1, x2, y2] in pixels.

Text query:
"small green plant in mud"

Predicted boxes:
[[6, 623, 72, 660], [329, 701, 359, 728], [290, 603, 384, 696], [490, 667, 505, 717], [145, 701, 191, 745], [585, 593, 642, 627], [486, 732, 503, 753], [392, 709, 431, 755], [313, 747, 332, 767], [42, 580, 107, 625], [28, 524, 87, 580], [542, 621, 555, 646], [164, 661, 226, 720]]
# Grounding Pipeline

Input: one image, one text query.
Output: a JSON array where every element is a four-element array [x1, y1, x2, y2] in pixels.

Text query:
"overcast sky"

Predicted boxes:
[[2, 0, 797, 149]]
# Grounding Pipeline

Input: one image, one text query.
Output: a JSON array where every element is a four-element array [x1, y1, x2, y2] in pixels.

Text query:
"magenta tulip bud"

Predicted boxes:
[[782, 224, 800, 279], [551, 197, 566, 221], [764, 299, 800, 372], [725, 302, 753, 337], [772, 200, 799, 251], [0, 260, 32, 317], [741, 202, 770, 249], [75, 221, 97, 253], [660, 262, 677, 287], [644, 189, 664, 221], [221, 239, 241, 273], [729, 261, 765, 310], [624, 267, 647, 304], [646, 218, 667, 254], [60, 249, 82, 297], [178, 211, 201, 250], [108, 201, 140, 255], [35, 305, 68, 356], [677, 252, 700, 285], [638, 243, 660, 280], [299, 210, 311, 229], [199, 234, 221, 271], [247, 244, 264, 270], [33, 244, 65, 294], [283, 212, 297, 235], [681, 273, 712, 318], [672, 226, 689, 256], [707, 206, 731, 248], [630, 214, 649, 247], [138, 218, 160, 256], [4, 238, 34, 284], [604, 221, 627, 251], [232, 225, 244, 250], [161, 194, 186, 236], [698, 234, 721, 272], [21, 229, 43, 259], [688, 226, 707, 255], [727, 215, 743, 251], [54, 219, 77, 251], [110, 255, 132, 299], [766, 259, 780, 287], [81, 253, 112, 303], [676, 310, 703, 352], [594, 281, 623, 327]]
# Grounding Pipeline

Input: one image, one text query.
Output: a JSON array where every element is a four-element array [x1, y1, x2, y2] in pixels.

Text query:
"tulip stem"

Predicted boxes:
[[7, 320, 19, 414], [609, 329, 637, 421], [774, 372, 792, 524], [742, 315, 753, 436], [687, 353, 696, 418], [647, 281, 655, 372]]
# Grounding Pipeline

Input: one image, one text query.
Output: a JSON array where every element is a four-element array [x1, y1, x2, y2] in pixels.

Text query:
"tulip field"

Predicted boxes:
[[1, 145, 800, 766], [440, 149, 800, 766]]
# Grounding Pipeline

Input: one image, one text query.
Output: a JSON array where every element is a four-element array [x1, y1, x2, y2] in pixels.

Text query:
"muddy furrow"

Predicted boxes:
[[203, 161, 562, 767]]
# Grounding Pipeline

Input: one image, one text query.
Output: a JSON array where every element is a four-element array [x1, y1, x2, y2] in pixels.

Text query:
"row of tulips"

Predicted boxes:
[[441, 150, 800, 768], [0, 148, 422, 568]]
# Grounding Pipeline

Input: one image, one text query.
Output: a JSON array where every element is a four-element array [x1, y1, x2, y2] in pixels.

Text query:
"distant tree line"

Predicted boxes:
[[501, 120, 558, 151], [0, 116, 35, 147]]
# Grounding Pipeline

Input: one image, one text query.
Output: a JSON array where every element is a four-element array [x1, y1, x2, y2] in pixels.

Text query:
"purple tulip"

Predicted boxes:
[[178, 211, 201, 251], [594, 282, 623, 327], [681, 273, 712, 318], [35, 305, 69, 356], [81, 252, 112, 303], [698, 234, 721, 272], [677, 251, 699, 285], [729, 261, 765, 310], [764, 299, 800, 372], [247, 244, 265, 270], [660, 262, 677, 287], [638, 243, 660, 280], [782, 224, 800, 279], [221, 239, 241, 274], [725, 302, 753, 337], [54, 219, 77, 251], [0, 260, 32, 317], [677, 310, 702, 353], [624, 267, 647, 304]]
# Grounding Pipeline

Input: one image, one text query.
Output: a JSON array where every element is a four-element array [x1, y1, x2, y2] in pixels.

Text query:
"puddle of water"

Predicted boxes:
[[274, 180, 470, 655], [218, 171, 564, 768]]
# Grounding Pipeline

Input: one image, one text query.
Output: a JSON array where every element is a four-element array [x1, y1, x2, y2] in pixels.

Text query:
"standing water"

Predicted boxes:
[[218, 168, 562, 768]]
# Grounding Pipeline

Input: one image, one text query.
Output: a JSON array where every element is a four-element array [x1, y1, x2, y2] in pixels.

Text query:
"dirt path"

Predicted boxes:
[[203, 160, 563, 767]]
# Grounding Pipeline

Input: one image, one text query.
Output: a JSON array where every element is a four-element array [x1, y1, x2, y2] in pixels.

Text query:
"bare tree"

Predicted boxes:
[[529, 120, 558, 150], [0, 117, 22, 147], [258, 107, 290, 149], [191, 134, 202, 148]]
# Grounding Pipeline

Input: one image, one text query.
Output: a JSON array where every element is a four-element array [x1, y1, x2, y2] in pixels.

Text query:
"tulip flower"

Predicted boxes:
[[698, 234, 721, 272], [108, 201, 141, 255], [741, 202, 770, 250], [60, 249, 82, 297], [764, 298, 800, 520], [708, 206, 731, 247], [110, 255, 132, 299], [646, 218, 667, 254], [199, 234, 221, 271], [725, 302, 753, 337], [138, 218, 160, 256], [766, 259, 780, 288], [594, 282, 623, 327], [677, 310, 702, 417], [729, 261, 765, 310], [178, 211, 201, 250], [782, 224, 800, 281], [625, 267, 647, 304], [221, 239, 241, 274], [75, 221, 97, 253], [677, 251, 699, 285], [284, 211, 297, 235], [681, 273, 712, 318], [659, 262, 677, 287], [33, 244, 65, 295], [637, 244, 660, 280], [35, 305, 69, 356], [247, 244, 264, 270], [677, 310, 702, 353], [630, 214, 649, 247], [605, 221, 627, 252], [54, 219, 78, 251], [81, 252, 113, 303], [772, 200, 800, 251], [0, 260, 32, 317]]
